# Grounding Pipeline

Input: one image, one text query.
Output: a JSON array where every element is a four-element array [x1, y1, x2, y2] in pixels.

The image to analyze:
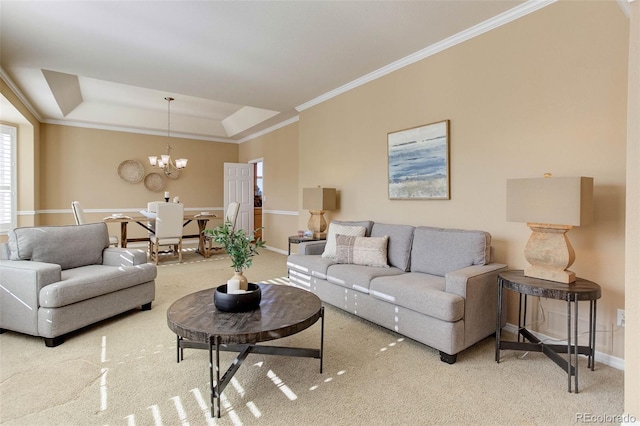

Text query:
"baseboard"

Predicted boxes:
[[265, 245, 287, 255], [502, 323, 624, 371]]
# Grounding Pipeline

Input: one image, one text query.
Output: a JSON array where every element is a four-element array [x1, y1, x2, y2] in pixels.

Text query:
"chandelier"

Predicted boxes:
[[148, 97, 188, 177]]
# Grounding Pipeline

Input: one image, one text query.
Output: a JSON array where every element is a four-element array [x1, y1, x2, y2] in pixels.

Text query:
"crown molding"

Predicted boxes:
[[296, 0, 557, 112], [238, 115, 300, 144], [43, 119, 238, 144], [0, 67, 43, 122]]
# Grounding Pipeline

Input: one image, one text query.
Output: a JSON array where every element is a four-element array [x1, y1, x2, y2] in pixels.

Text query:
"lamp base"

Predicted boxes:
[[307, 210, 327, 239], [524, 223, 576, 284], [524, 265, 576, 283], [312, 231, 327, 239]]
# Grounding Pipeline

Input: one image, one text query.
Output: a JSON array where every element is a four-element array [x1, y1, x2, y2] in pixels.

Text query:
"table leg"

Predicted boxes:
[[120, 222, 128, 248], [209, 335, 221, 418], [495, 279, 503, 363], [590, 300, 597, 370], [566, 295, 572, 392], [574, 294, 580, 393], [320, 306, 325, 373], [197, 219, 209, 257]]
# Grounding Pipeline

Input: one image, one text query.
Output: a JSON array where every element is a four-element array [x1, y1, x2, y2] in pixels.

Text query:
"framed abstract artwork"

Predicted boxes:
[[387, 119, 450, 200]]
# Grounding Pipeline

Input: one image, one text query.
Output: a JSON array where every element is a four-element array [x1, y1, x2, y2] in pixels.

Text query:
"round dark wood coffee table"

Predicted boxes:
[[167, 283, 324, 418]]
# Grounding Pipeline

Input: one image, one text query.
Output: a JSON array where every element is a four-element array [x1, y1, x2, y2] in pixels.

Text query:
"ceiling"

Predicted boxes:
[[0, 1, 528, 142]]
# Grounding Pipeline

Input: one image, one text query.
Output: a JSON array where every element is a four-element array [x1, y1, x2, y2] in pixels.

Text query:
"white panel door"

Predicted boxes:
[[223, 162, 254, 234]]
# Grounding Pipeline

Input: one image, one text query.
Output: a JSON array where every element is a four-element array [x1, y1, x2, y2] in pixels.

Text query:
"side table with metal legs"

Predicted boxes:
[[495, 270, 601, 393]]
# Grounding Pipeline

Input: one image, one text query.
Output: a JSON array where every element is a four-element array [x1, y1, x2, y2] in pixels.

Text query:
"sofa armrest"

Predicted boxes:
[[445, 263, 507, 298], [102, 248, 149, 267], [1, 243, 10, 260], [297, 240, 327, 255], [0, 260, 62, 334], [445, 263, 507, 349]]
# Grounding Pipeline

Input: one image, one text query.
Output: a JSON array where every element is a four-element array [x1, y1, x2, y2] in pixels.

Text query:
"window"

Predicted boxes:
[[0, 124, 17, 234]]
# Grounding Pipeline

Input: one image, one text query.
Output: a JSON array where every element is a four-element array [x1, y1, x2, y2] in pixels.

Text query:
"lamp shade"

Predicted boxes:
[[507, 176, 593, 226], [303, 187, 336, 211]]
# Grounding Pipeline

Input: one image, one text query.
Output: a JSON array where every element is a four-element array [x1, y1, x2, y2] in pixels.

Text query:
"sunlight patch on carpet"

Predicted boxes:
[[169, 396, 189, 425], [155, 247, 230, 267], [246, 401, 262, 418], [267, 369, 297, 400], [231, 376, 246, 397], [190, 388, 215, 426]]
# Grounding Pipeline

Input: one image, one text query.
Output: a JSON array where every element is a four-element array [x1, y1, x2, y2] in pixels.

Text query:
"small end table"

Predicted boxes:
[[288, 235, 325, 255], [495, 270, 601, 393]]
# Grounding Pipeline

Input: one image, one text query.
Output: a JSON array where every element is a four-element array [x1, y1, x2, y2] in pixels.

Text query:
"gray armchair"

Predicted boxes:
[[0, 223, 156, 346]]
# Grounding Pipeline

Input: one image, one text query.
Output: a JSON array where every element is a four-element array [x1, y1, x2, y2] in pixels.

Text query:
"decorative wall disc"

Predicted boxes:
[[117, 160, 145, 183], [144, 172, 166, 192]]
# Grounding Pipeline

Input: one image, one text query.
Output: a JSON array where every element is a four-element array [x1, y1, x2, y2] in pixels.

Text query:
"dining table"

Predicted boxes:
[[103, 213, 219, 257]]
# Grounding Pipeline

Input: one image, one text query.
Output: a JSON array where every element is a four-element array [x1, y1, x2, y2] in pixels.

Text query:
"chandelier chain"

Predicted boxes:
[[148, 96, 187, 176]]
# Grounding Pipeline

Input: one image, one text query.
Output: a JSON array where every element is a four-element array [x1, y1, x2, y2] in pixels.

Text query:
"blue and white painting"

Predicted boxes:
[[388, 120, 450, 199]]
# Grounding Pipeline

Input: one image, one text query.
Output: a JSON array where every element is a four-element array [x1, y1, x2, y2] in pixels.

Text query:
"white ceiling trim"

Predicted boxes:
[[295, 0, 557, 113], [43, 118, 238, 144], [238, 115, 300, 144], [0, 67, 42, 122]]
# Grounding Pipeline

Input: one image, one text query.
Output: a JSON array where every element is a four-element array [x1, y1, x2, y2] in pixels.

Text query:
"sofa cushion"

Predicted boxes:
[[9, 223, 110, 270], [369, 272, 464, 322], [326, 263, 404, 294], [286, 254, 336, 279], [335, 235, 389, 268], [371, 223, 414, 271], [410, 227, 491, 277], [321, 223, 366, 258], [39, 263, 157, 308]]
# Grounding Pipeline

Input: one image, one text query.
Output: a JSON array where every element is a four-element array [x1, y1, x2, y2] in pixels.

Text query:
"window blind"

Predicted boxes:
[[0, 125, 17, 233]]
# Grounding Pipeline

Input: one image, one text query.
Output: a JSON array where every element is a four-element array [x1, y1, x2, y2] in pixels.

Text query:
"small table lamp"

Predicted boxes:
[[302, 187, 337, 239], [507, 175, 593, 283]]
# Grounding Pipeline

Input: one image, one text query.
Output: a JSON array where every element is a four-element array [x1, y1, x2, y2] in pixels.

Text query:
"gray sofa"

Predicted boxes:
[[287, 220, 507, 364], [0, 223, 157, 347]]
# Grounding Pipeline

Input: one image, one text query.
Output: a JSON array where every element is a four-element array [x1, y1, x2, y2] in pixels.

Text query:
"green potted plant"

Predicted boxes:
[[204, 220, 266, 290]]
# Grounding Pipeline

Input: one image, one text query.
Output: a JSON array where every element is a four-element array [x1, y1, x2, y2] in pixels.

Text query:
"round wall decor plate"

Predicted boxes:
[[117, 160, 145, 184], [144, 172, 166, 192]]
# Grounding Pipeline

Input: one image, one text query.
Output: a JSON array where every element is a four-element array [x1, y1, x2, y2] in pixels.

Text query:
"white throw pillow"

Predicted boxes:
[[322, 223, 366, 258]]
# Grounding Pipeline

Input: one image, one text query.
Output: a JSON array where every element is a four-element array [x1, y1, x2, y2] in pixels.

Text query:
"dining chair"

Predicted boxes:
[[71, 201, 119, 247], [205, 202, 240, 255], [149, 202, 184, 264]]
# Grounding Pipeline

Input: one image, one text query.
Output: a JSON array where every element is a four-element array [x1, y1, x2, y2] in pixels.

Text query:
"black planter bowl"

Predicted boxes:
[[214, 283, 262, 312]]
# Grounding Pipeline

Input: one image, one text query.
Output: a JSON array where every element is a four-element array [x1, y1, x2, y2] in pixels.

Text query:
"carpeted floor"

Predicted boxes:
[[0, 249, 624, 425]]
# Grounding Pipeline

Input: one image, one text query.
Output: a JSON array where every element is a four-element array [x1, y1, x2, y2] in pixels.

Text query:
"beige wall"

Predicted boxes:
[[39, 124, 238, 239], [1, 79, 39, 229], [298, 1, 629, 358], [625, 0, 639, 419], [239, 121, 299, 252]]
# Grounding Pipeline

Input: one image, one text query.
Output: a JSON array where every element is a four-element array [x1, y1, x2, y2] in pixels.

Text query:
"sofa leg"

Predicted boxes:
[[141, 302, 152, 311], [44, 336, 65, 347], [0, 328, 6, 334], [439, 351, 457, 364]]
